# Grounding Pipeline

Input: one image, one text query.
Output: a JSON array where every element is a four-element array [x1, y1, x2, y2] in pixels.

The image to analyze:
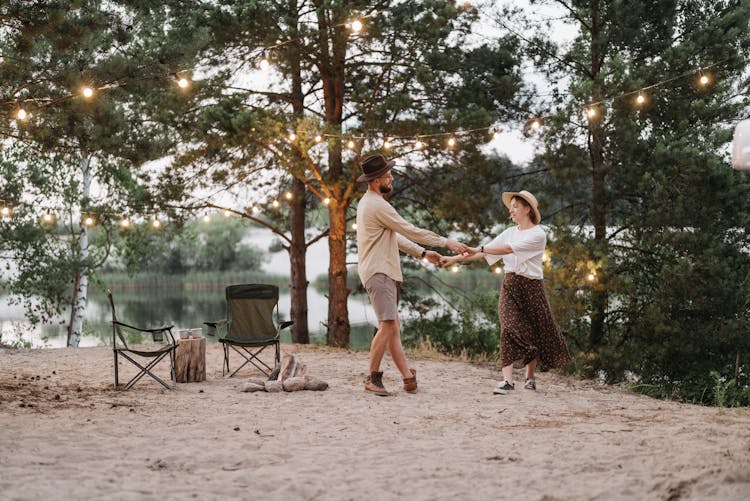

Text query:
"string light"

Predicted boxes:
[[383, 138, 392, 149], [586, 107, 597, 118], [352, 222, 358, 230], [223, 210, 232, 217], [120, 217, 131, 228], [314, 134, 322, 143], [1, 206, 11, 217], [83, 216, 95, 226], [636, 92, 646, 105], [152, 217, 161, 228], [346, 139, 355, 149], [323, 197, 331, 205], [16, 105, 27, 120], [414, 137, 425, 149], [272, 200, 280, 208], [251, 205, 260, 214], [42, 210, 55, 223], [451, 265, 460, 273], [176, 75, 189, 89], [259, 52, 270, 70], [82, 86, 94, 98], [350, 19, 363, 33], [285, 191, 293, 200], [530, 118, 542, 130], [447, 136, 456, 147], [699, 72, 710, 86], [587, 272, 596, 282], [289, 132, 296, 141], [491, 128, 499, 139], [494, 267, 502, 274]]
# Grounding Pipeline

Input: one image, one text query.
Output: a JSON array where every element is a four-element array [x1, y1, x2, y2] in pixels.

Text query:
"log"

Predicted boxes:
[[175, 337, 206, 383], [283, 376, 306, 392], [278, 354, 297, 382]]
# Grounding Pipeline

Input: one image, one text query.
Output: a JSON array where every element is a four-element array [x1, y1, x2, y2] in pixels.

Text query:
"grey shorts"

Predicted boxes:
[[364, 273, 401, 322]]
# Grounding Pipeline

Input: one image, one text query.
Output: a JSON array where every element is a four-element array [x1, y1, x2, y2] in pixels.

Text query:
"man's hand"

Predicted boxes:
[[446, 238, 469, 254], [423, 250, 442, 265], [440, 255, 460, 267]]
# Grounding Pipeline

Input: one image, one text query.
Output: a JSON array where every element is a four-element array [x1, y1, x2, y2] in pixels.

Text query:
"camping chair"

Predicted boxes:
[[205, 284, 293, 378], [108, 291, 177, 391]]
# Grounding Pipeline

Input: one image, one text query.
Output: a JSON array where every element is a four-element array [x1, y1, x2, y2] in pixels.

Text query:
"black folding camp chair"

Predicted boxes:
[[205, 284, 293, 377], [108, 291, 177, 390]]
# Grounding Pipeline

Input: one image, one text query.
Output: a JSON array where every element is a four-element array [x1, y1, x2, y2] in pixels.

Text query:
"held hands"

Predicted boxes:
[[423, 250, 443, 266], [446, 238, 471, 255]]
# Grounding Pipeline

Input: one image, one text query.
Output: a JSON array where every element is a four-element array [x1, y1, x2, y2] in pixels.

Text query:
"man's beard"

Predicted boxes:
[[379, 185, 392, 194]]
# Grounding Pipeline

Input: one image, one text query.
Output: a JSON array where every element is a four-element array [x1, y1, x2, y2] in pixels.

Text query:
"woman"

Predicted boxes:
[[442, 190, 570, 394]]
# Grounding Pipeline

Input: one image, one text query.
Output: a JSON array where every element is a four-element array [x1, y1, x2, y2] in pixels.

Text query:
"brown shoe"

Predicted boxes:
[[403, 369, 417, 393], [364, 371, 388, 396]]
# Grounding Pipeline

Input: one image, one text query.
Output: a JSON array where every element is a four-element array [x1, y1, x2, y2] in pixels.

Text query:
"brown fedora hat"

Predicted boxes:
[[357, 154, 395, 183], [502, 190, 542, 223]]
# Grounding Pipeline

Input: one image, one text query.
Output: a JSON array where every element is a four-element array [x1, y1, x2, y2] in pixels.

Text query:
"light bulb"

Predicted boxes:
[[699, 74, 709, 86], [1, 206, 11, 217], [451, 265, 459, 273], [289, 132, 296, 141], [43, 211, 54, 222], [415, 139, 424, 149], [491, 130, 499, 140], [323, 197, 331, 205], [251, 206, 260, 214], [587, 273, 596, 282], [636, 93, 645, 105], [447, 137, 456, 147], [84, 217, 94, 226], [587, 107, 596, 118], [202, 214, 211, 223], [16, 107, 27, 120], [224, 210, 231, 217], [494, 267, 502, 274], [383, 138, 392, 149], [351, 20, 363, 32], [347, 139, 355, 149], [259, 53, 270, 70], [531, 119, 541, 130], [272, 200, 280, 208], [177, 77, 189, 89], [352, 223, 358, 230], [314, 135, 322, 143], [120, 218, 130, 228], [285, 191, 293, 200], [82, 86, 94, 98]]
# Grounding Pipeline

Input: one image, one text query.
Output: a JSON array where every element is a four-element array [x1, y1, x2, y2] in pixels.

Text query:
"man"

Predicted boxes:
[[356, 154, 470, 395]]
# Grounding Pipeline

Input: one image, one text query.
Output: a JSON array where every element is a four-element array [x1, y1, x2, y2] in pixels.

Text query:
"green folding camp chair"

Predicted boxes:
[[205, 284, 293, 377], [108, 291, 177, 390]]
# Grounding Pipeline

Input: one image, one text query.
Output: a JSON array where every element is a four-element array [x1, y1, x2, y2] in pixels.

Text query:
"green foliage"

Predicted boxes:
[[525, 0, 750, 405], [109, 217, 266, 275], [400, 283, 500, 360]]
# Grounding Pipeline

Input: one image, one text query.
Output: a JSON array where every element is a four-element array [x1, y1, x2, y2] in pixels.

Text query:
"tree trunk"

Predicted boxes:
[[289, 178, 310, 343], [68, 153, 92, 348], [326, 199, 350, 347], [587, 0, 608, 351]]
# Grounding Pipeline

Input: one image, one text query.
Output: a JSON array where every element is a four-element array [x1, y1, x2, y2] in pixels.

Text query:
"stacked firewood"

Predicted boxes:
[[241, 354, 328, 392]]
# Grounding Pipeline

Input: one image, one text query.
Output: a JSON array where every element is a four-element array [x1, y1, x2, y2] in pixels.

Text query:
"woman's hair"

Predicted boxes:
[[511, 195, 538, 224]]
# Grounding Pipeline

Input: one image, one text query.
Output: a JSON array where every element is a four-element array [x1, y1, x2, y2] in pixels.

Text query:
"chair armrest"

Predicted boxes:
[[113, 321, 175, 345], [204, 319, 228, 337], [280, 321, 294, 330]]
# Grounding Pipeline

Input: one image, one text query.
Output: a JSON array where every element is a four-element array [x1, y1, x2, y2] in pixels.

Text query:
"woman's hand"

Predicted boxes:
[[440, 255, 461, 267]]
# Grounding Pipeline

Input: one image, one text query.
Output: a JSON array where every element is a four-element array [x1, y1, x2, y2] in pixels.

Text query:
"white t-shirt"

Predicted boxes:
[[484, 225, 546, 280]]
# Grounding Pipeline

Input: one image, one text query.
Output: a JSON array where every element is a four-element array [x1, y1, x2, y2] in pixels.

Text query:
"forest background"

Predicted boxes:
[[1, 0, 749, 406]]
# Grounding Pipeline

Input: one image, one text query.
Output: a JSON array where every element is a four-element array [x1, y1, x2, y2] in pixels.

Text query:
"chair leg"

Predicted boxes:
[[222, 343, 229, 377], [114, 350, 119, 390], [119, 352, 174, 390], [170, 346, 177, 389]]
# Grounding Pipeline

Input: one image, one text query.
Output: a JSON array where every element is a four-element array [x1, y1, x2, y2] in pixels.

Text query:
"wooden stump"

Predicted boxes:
[[175, 337, 206, 383]]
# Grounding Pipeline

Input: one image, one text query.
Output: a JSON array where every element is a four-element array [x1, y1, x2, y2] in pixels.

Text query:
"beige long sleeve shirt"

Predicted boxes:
[[356, 189, 447, 286]]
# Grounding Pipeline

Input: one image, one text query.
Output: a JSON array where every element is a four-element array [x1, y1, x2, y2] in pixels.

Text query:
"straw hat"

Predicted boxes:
[[502, 190, 541, 223], [357, 154, 395, 183]]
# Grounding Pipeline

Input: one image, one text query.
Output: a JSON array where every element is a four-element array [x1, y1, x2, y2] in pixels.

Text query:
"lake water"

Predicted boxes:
[[0, 228, 378, 349]]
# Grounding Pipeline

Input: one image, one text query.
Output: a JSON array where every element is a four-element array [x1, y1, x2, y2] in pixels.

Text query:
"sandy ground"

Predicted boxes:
[[1, 343, 749, 501]]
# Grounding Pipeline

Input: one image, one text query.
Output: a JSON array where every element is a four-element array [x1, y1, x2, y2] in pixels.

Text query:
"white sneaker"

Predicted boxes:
[[493, 380, 515, 394]]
